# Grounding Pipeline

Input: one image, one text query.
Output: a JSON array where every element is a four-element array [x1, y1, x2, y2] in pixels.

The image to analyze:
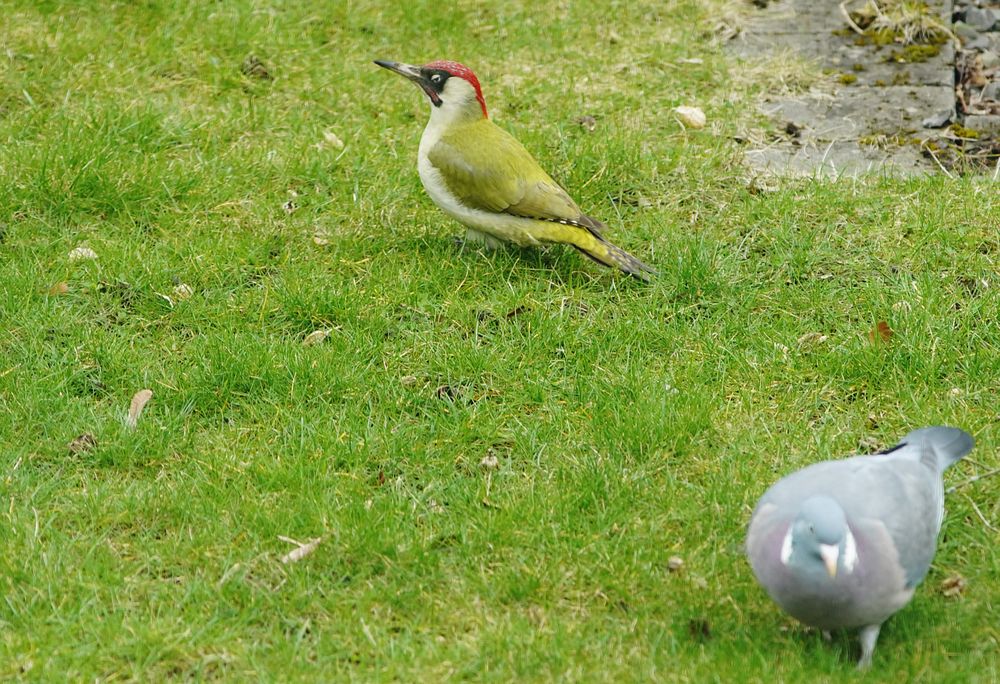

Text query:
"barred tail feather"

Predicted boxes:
[[531, 215, 656, 281], [573, 236, 657, 282]]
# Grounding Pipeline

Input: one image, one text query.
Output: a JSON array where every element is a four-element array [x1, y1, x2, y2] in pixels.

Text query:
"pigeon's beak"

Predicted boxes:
[[819, 544, 839, 578]]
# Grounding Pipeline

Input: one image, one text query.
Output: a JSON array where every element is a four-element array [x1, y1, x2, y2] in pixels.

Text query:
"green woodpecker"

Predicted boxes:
[[374, 59, 655, 280]]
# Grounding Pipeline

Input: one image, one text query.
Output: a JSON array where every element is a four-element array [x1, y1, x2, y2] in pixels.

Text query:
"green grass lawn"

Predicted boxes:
[[1, 0, 998, 680]]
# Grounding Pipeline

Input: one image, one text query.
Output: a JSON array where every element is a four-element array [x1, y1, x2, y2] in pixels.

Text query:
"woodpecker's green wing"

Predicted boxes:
[[427, 119, 605, 232], [425, 118, 655, 280]]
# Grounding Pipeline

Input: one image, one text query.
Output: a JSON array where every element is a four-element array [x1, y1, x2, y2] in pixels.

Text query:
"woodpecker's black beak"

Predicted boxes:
[[374, 60, 442, 106]]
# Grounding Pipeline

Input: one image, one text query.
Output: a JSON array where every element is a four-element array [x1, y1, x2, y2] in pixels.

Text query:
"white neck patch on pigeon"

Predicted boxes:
[[780, 527, 793, 565], [843, 529, 858, 573], [778, 526, 858, 574]]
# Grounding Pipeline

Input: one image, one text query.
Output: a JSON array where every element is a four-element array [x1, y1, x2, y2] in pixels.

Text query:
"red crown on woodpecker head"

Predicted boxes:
[[423, 60, 488, 118]]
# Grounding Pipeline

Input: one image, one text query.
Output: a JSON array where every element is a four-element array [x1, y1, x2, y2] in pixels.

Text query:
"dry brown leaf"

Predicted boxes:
[[858, 435, 882, 453], [303, 329, 330, 346], [313, 228, 332, 246], [576, 115, 597, 132], [48, 282, 69, 295], [172, 283, 193, 300], [688, 617, 711, 641], [279, 536, 323, 564], [940, 574, 966, 598], [667, 556, 684, 572], [68, 433, 97, 455], [797, 332, 828, 347], [126, 389, 153, 429], [241, 54, 272, 80], [868, 320, 893, 344]]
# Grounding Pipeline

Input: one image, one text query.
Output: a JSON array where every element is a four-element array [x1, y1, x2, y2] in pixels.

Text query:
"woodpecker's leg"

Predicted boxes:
[[464, 228, 505, 250]]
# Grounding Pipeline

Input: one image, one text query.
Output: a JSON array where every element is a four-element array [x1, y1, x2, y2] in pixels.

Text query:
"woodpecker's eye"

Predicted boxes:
[[430, 74, 443, 84]]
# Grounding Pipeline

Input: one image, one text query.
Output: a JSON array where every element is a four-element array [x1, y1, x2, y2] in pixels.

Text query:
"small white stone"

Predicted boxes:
[[673, 106, 707, 129], [68, 246, 98, 261], [323, 130, 345, 148], [303, 329, 330, 346]]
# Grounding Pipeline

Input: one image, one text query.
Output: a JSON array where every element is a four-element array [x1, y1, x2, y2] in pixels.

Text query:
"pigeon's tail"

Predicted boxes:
[[893, 426, 975, 473]]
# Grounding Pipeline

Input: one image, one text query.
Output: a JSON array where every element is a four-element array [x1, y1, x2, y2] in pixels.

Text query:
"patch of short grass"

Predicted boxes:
[[1, 1, 998, 681]]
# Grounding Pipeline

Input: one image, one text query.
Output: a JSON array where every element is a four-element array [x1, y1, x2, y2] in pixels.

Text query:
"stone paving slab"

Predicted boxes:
[[730, 32, 955, 87], [730, 0, 959, 176], [965, 114, 1000, 133], [742, 0, 953, 34], [761, 86, 955, 139], [745, 140, 930, 177]]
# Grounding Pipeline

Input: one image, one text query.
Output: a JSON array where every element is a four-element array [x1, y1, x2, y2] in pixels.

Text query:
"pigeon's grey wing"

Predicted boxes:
[[852, 459, 943, 587], [746, 502, 783, 556], [746, 502, 792, 589]]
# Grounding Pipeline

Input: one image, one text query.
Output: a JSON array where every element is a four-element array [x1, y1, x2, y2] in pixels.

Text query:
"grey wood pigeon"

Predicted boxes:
[[746, 426, 974, 668]]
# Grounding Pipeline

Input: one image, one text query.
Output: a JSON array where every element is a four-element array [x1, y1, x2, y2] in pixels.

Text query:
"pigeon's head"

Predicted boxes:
[[781, 496, 858, 579]]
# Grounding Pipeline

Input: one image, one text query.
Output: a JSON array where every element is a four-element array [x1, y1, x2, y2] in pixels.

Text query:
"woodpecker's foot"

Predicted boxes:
[[463, 228, 504, 251]]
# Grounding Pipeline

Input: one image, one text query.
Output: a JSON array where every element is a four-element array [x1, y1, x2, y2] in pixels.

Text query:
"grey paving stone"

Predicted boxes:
[[742, 0, 952, 34], [760, 86, 955, 139], [731, 0, 960, 176], [745, 140, 932, 177], [731, 32, 954, 87], [964, 115, 1000, 134]]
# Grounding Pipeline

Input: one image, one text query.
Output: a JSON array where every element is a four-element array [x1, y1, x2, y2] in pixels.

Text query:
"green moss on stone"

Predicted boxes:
[[948, 124, 980, 139], [886, 44, 941, 63]]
